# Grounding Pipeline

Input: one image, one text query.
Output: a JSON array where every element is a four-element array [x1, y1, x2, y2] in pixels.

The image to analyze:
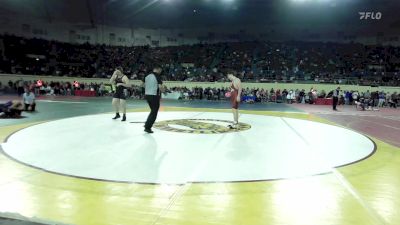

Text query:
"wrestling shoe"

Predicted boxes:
[[228, 122, 238, 129], [112, 113, 120, 119]]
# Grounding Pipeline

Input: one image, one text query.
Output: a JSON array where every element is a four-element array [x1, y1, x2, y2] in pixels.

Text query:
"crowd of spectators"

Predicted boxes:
[[0, 79, 101, 96], [1, 34, 400, 86], [1, 79, 398, 108]]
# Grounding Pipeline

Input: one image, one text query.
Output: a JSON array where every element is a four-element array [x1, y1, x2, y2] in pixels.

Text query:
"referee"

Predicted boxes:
[[333, 86, 340, 111], [142, 66, 163, 133]]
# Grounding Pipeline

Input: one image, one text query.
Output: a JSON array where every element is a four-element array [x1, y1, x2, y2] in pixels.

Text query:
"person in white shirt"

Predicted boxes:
[[287, 90, 295, 104], [142, 66, 164, 133], [352, 91, 359, 102], [22, 88, 36, 111], [332, 86, 340, 111]]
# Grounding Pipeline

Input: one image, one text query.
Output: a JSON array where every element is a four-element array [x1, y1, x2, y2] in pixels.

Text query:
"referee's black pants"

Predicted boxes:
[[24, 103, 36, 111], [333, 97, 338, 110], [145, 95, 161, 129]]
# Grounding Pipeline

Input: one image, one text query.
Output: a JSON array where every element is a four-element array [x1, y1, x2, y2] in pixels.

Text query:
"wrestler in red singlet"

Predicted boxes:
[[227, 71, 242, 129], [230, 82, 239, 110]]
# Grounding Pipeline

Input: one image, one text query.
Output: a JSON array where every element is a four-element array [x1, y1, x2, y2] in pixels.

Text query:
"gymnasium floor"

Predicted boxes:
[[0, 96, 399, 225]]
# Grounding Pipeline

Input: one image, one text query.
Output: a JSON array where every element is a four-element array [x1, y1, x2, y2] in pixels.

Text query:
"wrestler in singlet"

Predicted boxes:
[[226, 71, 242, 129], [0, 101, 12, 113], [110, 68, 129, 121], [0, 101, 23, 117], [114, 74, 127, 100], [230, 82, 239, 109]]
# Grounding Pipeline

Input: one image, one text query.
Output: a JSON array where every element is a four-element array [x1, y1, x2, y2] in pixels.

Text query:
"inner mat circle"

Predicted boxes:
[[1, 112, 375, 184]]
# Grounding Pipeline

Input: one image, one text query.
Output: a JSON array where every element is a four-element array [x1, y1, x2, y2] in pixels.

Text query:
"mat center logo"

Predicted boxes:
[[154, 119, 251, 134]]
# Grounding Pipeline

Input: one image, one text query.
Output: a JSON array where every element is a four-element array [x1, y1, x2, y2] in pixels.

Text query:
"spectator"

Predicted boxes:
[[1, 34, 399, 85], [378, 92, 385, 107], [389, 92, 398, 108]]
